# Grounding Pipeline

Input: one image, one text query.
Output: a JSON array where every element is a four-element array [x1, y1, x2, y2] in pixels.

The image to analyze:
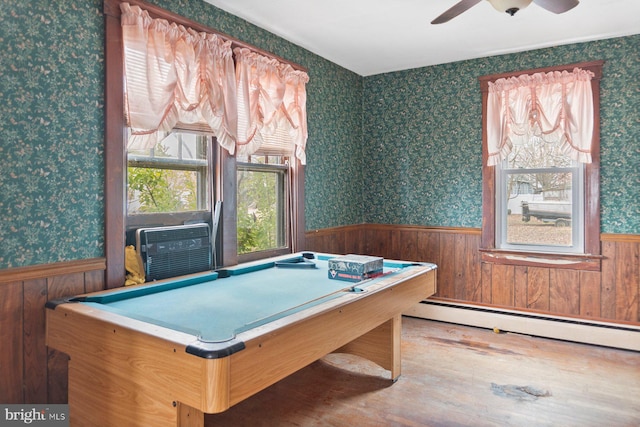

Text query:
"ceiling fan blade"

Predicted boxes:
[[431, 0, 483, 24], [533, 0, 579, 14]]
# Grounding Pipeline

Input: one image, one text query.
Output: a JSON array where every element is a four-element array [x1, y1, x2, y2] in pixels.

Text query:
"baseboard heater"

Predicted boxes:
[[405, 300, 640, 352], [136, 223, 212, 281]]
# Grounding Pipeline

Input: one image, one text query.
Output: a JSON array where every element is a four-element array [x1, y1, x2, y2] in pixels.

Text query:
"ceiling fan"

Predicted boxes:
[[431, 0, 579, 24]]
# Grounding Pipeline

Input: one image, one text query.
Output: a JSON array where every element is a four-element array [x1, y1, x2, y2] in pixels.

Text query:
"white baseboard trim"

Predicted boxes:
[[404, 300, 640, 352]]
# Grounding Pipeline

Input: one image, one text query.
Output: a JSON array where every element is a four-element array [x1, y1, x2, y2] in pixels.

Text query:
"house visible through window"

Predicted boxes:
[[479, 61, 604, 270], [496, 137, 584, 253]]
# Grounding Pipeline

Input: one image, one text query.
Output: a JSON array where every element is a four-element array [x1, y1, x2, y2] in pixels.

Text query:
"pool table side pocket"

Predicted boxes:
[[226, 265, 437, 406]]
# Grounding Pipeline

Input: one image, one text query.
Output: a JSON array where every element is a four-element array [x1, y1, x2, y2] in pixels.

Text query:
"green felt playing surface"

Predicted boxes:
[[80, 254, 415, 342]]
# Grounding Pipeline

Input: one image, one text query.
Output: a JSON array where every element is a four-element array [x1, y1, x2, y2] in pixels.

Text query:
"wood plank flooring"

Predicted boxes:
[[206, 317, 640, 426]]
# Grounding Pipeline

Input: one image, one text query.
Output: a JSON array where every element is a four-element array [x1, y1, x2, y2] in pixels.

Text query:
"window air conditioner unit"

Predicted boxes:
[[136, 223, 212, 281]]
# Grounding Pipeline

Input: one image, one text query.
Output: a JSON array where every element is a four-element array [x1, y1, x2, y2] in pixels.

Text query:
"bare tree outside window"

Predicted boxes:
[[499, 137, 581, 250]]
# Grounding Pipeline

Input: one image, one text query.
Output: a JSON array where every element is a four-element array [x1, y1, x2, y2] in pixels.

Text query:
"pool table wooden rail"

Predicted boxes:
[[46, 261, 436, 427]]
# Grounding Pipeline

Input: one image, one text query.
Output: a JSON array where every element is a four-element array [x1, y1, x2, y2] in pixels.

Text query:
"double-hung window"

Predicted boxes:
[[237, 154, 289, 258], [480, 61, 604, 270], [126, 131, 212, 224], [102, 0, 308, 287], [233, 47, 308, 262], [495, 138, 584, 253]]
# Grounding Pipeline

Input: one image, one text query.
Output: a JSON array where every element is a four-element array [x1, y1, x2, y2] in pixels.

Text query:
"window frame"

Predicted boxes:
[[236, 158, 292, 262], [478, 61, 604, 271], [495, 161, 584, 254], [125, 131, 214, 230], [127, 132, 211, 215], [103, 0, 306, 288]]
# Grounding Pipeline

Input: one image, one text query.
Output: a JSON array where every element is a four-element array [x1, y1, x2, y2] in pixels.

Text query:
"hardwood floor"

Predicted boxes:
[[206, 317, 640, 426]]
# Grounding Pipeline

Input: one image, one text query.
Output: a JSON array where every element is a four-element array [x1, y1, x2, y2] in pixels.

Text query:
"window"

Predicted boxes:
[[127, 131, 210, 216], [233, 47, 309, 262], [479, 61, 604, 270], [126, 131, 214, 239], [103, 0, 307, 287], [496, 138, 584, 253], [237, 155, 290, 258]]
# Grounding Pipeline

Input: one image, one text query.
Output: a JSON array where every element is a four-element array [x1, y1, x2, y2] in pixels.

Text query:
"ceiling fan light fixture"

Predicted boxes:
[[431, 0, 578, 24], [488, 0, 533, 15]]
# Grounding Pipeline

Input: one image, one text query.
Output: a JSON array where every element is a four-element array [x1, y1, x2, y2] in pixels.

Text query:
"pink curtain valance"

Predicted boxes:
[[234, 48, 309, 164], [486, 68, 594, 166], [121, 3, 237, 152]]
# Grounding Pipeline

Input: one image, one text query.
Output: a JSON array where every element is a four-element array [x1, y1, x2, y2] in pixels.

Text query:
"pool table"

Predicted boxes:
[[46, 252, 436, 427]]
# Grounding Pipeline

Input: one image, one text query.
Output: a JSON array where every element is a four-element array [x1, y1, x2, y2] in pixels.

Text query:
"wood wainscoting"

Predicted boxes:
[[0, 258, 105, 404], [305, 225, 640, 348], [2, 227, 638, 404]]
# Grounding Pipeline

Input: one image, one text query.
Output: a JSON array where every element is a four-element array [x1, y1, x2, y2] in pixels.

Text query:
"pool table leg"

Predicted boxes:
[[177, 402, 204, 427], [333, 314, 402, 380]]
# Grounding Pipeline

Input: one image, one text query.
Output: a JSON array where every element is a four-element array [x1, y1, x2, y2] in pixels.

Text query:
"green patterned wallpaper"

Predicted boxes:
[[0, 1, 105, 268], [0, 0, 637, 269], [363, 36, 640, 232], [147, 0, 365, 230], [0, 0, 363, 268]]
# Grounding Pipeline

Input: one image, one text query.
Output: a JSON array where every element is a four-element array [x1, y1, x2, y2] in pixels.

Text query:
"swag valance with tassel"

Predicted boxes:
[[486, 68, 594, 166], [120, 3, 309, 163]]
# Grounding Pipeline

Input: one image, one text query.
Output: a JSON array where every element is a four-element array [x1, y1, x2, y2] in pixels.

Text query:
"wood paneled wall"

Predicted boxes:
[[0, 259, 105, 404], [1, 227, 638, 405], [305, 224, 640, 325]]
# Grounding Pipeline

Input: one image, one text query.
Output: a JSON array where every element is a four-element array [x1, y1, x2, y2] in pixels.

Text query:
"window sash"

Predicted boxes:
[[236, 162, 290, 256], [496, 163, 584, 254], [126, 131, 211, 215]]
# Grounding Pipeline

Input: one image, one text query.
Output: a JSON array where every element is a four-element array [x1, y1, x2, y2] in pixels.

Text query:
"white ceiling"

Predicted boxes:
[[204, 0, 640, 76]]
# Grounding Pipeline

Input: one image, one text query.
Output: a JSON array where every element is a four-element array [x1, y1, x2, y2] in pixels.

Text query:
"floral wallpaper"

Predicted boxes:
[[0, 1, 105, 268], [0, 0, 637, 269], [138, 1, 366, 229], [363, 35, 640, 232], [0, 0, 362, 268], [363, 65, 483, 228]]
